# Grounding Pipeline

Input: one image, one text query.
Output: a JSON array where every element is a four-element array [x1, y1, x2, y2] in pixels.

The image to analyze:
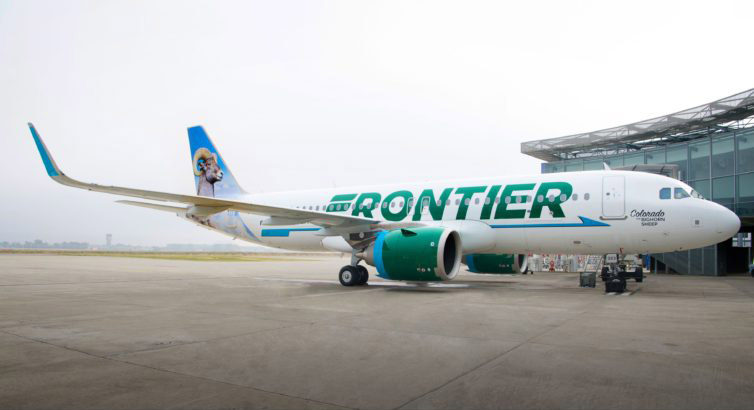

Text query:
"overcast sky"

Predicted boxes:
[[1, 0, 752, 246]]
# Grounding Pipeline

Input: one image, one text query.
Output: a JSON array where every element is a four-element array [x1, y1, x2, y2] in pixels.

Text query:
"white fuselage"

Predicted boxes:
[[189, 170, 740, 256]]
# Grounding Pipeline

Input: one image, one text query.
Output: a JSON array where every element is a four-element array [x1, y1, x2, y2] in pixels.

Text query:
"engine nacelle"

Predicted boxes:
[[464, 253, 528, 274], [361, 227, 462, 281]]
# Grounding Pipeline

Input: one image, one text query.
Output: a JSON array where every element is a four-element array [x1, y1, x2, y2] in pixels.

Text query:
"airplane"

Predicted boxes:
[[28, 123, 741, 286]]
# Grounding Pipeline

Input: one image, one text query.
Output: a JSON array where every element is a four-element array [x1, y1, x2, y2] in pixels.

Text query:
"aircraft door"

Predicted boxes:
[[602, 176, 626, 218]]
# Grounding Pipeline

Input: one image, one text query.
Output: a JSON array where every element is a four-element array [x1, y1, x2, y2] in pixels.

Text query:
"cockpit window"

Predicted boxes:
[[674, 188, 690, 199], [659, 188, 671, 200], [690, 189, 705, 199]]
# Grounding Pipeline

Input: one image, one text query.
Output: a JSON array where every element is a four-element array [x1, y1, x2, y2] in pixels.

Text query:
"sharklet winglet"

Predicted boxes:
[[28, 123, 62, 177]]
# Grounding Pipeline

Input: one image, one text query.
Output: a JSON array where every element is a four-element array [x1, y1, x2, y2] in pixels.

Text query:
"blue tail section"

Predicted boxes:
[[188, 126, 245, 198]]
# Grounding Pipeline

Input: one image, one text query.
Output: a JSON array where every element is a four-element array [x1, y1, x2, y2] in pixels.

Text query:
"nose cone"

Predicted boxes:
[[715, 205, 741, 240]]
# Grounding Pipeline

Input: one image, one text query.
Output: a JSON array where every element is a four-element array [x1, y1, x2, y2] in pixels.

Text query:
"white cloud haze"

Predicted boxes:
[[1, 0, 752, 245]]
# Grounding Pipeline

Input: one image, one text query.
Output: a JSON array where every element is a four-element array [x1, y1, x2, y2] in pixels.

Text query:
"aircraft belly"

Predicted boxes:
[[492, 226, 530, 254]]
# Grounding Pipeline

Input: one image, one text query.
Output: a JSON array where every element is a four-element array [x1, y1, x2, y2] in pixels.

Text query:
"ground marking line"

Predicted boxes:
[[394, 296, 607, 410], [0, 328, 355, 410], [105, 322, 309, 358]]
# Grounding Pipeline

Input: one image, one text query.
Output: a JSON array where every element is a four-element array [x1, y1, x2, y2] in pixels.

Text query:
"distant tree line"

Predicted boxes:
[[0, 239, 89, 249], [0, 240, 270, 252]]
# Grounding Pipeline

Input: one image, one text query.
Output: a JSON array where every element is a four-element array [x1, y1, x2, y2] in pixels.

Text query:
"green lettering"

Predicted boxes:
[[480, 185, 501, 220], [530, 182, 572, 218], [351, 192, 382, 218], [494, 183, 535, 219], [327, 193, 357, 212], [413, 188, 453, 221], [455, 186, 487, 220], [381, 190, 413, 221]]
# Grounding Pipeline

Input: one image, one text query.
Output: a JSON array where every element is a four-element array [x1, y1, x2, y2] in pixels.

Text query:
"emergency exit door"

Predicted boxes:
[[602, 176, 625, 218]]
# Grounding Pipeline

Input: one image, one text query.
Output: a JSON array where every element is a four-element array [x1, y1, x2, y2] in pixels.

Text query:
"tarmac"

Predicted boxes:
[[1, 253, 754, 410]]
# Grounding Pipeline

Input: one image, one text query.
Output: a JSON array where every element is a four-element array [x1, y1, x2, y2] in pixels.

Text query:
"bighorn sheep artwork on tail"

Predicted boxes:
[[193, 148, 224, 197]]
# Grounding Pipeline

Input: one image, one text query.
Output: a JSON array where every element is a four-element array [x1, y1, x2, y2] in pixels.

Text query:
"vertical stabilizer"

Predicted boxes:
[[188, 126, 245, 198]]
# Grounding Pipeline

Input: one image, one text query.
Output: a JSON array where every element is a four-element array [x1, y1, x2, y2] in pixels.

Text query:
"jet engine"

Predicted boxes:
[[463, 253, 528, 274], [360, 227, 462, 281]]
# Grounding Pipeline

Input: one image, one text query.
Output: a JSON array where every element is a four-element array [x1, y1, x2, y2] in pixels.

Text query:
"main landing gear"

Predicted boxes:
[[339, 265, 369, 286]]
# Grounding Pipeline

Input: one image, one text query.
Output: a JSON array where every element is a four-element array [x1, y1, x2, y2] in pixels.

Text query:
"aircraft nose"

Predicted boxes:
[[715, 205, 740, 239]]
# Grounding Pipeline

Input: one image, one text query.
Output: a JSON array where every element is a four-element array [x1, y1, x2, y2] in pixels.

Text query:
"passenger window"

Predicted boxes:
[[674, 188, 690, 199], [584, 193, 590, 200], [572, 193, 578, 201], [659, 188, 671, 200]]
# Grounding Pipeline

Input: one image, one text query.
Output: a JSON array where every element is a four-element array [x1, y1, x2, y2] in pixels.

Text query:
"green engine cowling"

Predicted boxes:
[[463, 253, 528, 274], [361, 227, 462, 281]]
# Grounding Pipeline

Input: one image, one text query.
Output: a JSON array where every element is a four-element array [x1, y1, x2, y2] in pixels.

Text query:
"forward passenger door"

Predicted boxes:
[[601, 176, 626, 219]]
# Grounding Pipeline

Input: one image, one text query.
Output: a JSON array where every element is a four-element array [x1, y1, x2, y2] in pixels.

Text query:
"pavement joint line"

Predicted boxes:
[[0, 302, 313, 328], [394, 299, 606, 410], [520, 340, 754, 367], [313, 321, 533, 344], [73, 301, 319, 326], [105, 321, 312, 358], [0, 327, 355, 410]]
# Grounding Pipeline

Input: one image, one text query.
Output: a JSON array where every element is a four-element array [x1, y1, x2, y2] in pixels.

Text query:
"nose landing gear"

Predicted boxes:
[[600, 256, 645, 293]]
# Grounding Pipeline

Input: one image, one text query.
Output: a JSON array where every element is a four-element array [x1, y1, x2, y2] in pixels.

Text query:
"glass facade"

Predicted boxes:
[[541, 126, 754, 276], [543, 126, 754, 216]]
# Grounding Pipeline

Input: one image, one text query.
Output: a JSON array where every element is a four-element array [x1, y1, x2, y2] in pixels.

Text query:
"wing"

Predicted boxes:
[[28, 123, 377, 228]]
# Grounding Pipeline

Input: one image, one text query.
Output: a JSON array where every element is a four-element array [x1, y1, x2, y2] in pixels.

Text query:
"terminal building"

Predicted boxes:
[[521, 88, 754, 275]]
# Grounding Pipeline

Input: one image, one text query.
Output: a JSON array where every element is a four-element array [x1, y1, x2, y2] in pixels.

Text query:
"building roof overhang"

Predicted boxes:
[[521, 88, 754, 162]]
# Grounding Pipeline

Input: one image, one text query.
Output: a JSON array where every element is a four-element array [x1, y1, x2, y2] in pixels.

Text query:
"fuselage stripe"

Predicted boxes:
[[490, 216, 609, 229], [261, 228, 321, 237]]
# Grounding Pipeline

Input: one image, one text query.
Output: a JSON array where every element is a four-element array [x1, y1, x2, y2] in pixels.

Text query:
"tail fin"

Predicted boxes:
[[188, 126, 246, 198]]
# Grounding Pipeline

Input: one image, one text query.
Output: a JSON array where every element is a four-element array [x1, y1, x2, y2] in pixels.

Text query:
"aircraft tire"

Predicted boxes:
[[356, 265, 369, 285], [339, 266, 359, 287]]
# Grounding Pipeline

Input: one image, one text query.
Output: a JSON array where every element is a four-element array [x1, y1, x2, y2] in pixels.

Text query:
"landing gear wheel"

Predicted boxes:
[[356, 265, 369, 285], [339, 266, 360, 287]]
